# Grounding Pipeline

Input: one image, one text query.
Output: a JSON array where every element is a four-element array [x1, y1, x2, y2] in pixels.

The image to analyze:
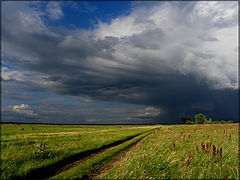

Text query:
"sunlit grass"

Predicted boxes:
[[104, 124, 239, 179], [1, 124, 155, 179], [51, 132, 149, 179]]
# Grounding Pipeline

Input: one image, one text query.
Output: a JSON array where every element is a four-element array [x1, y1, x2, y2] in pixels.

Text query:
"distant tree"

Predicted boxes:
[[181, 116, 192, 124], [204, 118, 209, 124], [185, 120, 194, 124], [194, 113, 207, 124], [208, 118, 213, 124]]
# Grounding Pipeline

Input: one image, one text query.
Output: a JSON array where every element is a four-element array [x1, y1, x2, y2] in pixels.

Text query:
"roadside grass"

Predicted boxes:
[[103, 124, 239, 179], [1, 124, 156, 179], [50, 132, 149, 179]]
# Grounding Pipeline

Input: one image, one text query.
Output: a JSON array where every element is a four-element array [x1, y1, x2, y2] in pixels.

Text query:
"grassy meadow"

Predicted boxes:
[[102, 124, 239, 179], [1, 124, 154, 179], [0, 123, 238, 179]]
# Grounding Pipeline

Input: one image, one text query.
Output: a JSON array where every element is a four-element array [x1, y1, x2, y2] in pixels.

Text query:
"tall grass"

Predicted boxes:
[[104, 124, 239, 179]]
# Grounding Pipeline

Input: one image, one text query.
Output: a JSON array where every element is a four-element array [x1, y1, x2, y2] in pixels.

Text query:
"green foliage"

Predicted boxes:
[[194, 113, 207, 124], [213, 120, 234, 124], [208, 118, 213, 124], [185, 120, 194, 124], [181, 116, 192, 124]]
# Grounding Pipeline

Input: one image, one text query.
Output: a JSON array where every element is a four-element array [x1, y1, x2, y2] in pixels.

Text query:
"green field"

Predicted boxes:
[[1, 123, 238, 179]]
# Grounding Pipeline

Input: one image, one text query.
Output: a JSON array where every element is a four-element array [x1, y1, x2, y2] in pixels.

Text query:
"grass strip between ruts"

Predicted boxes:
[[8, 129, 153, 180], [50, 132, 149, 179]]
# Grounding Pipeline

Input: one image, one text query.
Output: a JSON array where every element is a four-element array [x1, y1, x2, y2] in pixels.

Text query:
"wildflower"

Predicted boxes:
[[220, 148, 222, 159], [188, 151, 192, 159], [212, 145, 216, 157], [186, 158, 190, 169], [223, 174, 228, 180]]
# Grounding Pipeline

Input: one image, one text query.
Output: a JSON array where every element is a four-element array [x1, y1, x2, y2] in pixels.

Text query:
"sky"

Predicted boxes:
[[1, 1, 238, 124]]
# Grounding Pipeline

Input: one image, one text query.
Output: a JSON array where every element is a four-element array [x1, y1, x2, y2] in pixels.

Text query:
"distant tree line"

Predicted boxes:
[[181, 113, 234, 124]]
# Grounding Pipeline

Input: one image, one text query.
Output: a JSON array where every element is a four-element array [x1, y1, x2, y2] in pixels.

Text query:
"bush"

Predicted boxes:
[[194, 113, 207, 124], [208, 118, 213, 124], [185, 120, 194, 124], [181, 116, 192, 124]]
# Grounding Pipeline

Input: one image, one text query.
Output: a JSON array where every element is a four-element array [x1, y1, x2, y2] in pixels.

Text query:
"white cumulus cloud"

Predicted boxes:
[[12, 104, 37, 116]]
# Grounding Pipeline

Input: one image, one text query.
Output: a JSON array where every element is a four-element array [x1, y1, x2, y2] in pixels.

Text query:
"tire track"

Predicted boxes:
[[88, 130, 156, 180], [49, 132, 151, 179], [19, 130, 153, 180]]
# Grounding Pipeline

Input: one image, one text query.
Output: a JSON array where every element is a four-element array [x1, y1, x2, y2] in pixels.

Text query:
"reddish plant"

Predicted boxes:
[[220, 147, 222, 159], [196, 145, 199, 152], [206, 143, 209, 149], [173, 142, 175, 149], [186, 158, 190, 169], [223, 174, 228, 180], [229, 168, 232, 174], [212, 145, 216, 157], [188, 151, 192, 159]]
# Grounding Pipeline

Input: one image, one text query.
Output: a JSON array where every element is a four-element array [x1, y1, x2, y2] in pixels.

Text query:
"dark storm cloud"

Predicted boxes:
[[2, 1, 238, 123]]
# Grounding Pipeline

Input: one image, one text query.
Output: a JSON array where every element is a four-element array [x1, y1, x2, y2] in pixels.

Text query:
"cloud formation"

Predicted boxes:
[[46, 2, 64, 20], [12, 104, 37, 116], [2, 1, 238, 123]]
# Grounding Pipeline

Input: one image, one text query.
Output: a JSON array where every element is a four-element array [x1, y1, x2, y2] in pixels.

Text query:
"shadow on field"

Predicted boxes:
[[13, 131, 151, 180]]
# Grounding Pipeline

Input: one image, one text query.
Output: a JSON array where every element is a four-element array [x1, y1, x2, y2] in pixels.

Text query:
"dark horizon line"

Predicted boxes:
[[1, 121, 237, 126], [0, 121, 174, 125]]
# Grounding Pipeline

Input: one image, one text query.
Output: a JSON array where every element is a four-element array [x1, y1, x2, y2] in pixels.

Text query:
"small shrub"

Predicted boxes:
[[194, 113, 207, 124]]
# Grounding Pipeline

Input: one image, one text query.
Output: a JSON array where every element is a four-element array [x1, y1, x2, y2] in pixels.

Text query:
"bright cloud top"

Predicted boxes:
[[12, 104, 37, 117], [94, 1, 238, 89]]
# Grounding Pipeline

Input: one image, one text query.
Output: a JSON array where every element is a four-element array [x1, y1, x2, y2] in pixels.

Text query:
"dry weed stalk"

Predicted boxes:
[[220, 148, 222, 159], [186, 151, 191, 169], [212, 145, 216, 157]]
